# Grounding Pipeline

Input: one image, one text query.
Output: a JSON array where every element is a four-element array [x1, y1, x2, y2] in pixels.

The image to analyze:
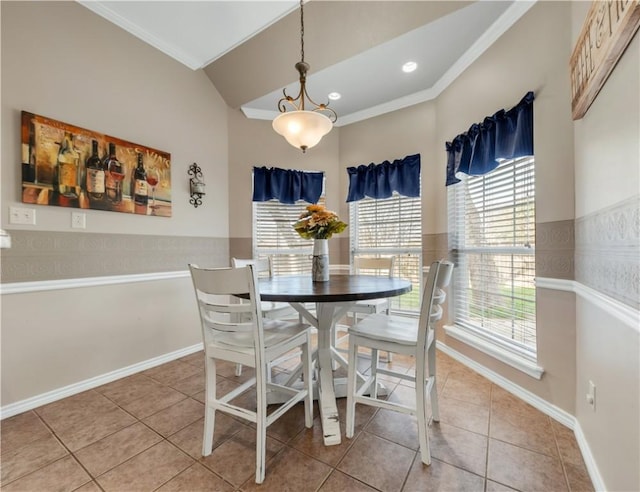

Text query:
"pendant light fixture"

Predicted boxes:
[[272, 0, 337, 153]]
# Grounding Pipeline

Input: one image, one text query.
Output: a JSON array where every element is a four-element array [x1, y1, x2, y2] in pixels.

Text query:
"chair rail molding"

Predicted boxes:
[[536, 276, 640, 333], [0, 270, 190, 295]]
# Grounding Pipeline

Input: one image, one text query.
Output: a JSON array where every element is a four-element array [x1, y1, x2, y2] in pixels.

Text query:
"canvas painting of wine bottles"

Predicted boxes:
[[20, 111, 172, 217]]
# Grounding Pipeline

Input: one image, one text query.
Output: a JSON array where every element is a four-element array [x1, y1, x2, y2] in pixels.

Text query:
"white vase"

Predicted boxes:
[[312, 239, 330, 282]]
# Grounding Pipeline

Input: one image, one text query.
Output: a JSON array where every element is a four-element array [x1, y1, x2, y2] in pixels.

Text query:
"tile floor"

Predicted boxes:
[[1, 349, 594, 492]]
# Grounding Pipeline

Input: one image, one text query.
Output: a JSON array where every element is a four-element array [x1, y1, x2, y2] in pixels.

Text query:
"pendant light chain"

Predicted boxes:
[[299, 0, 305, 64]]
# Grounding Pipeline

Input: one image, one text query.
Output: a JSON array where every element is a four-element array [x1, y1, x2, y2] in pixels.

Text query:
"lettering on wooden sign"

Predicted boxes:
[[570, 0, 640, 120]]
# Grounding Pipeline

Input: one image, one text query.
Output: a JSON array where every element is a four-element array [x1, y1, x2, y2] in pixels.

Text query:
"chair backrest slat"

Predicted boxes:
[[189, 264, 265, 353], [232, 257, 273, 278], [353, 256, 395, 277]]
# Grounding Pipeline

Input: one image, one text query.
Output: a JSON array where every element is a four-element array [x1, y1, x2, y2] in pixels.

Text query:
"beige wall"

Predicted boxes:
[[436, 2, 575, 226], [1, 277, 201, 405], [571, 2, 640, 489], [572, 4, 640, 218], [1, 2, 229, 406], [1, 1, 229, 238]]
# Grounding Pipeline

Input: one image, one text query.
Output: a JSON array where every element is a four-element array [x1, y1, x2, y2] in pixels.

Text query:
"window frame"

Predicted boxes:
[[349, 191, 423, 315], [446, 156, 543, 378], [252, 192, 325, 275]]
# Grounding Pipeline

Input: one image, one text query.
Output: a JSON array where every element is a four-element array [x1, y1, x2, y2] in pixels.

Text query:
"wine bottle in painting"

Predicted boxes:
[[21, 121, 36, 183], [104, 143, 124, 204], [55, 131, 80, 198], [85, 139, 107, 208], [133, 152, 148, 214]]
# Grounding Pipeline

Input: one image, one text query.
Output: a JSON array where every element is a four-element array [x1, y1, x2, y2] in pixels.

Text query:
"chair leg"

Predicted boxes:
[[235, 363, 242, 377], [371, 348, 379, 399], [255, 363, 267, 484], [202, 357, 216, 457], [346, 340, 359, 439], [415, 356, 431, 465], [302, 336, 313, 428]]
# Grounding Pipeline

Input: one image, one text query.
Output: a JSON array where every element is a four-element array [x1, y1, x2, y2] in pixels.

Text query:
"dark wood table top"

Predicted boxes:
[[251, 275, 412, 303]]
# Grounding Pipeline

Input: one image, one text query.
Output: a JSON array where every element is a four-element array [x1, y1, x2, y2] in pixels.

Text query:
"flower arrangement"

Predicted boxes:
[[293, 204, 348, 240]]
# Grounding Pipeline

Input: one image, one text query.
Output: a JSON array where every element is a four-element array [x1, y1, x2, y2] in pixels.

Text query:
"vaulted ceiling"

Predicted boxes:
[[79, 1, 534, 126]]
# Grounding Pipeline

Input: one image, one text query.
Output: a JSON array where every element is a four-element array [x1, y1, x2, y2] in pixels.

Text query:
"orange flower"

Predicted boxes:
[[293, 204, 347, 239]]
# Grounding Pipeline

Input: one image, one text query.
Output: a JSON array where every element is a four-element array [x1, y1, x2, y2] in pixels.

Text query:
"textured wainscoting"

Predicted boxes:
[[575, 195, 640, 310], [536, 220, 575, 280], [0, 231, 229, 283]]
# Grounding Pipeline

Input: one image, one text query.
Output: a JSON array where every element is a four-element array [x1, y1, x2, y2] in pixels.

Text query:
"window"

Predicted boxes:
[[448, 156, 536, 359], [350, 192, 422, 313], [253, 197, 325, 275]]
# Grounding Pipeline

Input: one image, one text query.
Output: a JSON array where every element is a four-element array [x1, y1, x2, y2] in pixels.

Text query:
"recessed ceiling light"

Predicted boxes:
[[328, 92, 341, 101], [402, 61, 418, 73]]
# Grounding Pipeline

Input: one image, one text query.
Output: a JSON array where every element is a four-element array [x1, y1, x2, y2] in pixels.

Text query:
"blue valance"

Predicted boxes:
[[346, 154, 421, 202], [446, 92, 534, 186], [252, 166, 324, 204]]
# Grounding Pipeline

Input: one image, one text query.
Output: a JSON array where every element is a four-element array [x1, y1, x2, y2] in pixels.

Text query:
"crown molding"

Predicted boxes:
[[77, 1, 202, 70]]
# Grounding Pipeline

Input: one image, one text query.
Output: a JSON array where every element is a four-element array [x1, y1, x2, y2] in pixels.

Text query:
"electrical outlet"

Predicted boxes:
[[9, 206, 36, 225], [586, 380, 596, 410], [71, 212, 86, 229]]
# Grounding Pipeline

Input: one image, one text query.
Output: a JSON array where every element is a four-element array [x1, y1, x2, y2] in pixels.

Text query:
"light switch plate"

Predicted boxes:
[[9, 206, 36, 225]]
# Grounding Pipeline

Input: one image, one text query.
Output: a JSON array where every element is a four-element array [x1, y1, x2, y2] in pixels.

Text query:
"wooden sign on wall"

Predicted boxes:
[[570, 0, 640, 120]]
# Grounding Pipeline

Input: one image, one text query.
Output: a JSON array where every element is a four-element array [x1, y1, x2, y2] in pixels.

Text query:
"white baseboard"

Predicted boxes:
[[573, 419, 606, 492], [436, 341, 605, 492], [0, 342, 203, 420]]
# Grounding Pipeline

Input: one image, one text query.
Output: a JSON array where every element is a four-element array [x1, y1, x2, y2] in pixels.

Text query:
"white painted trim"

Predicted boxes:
[[0, 343, 204, 420], [0, 270, 190, 295], [536, 277, 640, 333], [534, 276, 575, 292], [573, 419, 607, 492], [437, 341, 566, 423], [430, 1, 537, 98], [241, 107, 279, 121], [443, 324, 544, 379], [77, 1, 202, 70], [436, 341, 605, 491], [335, 88, 438, 127]]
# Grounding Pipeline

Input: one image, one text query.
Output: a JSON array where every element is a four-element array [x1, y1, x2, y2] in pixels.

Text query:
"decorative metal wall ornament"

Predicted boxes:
[[188, 162, 205, 208], [272, 0, 337, 153]]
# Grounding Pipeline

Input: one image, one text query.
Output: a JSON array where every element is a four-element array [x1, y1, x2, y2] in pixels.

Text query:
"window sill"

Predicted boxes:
[[443, 324, 545, 380]]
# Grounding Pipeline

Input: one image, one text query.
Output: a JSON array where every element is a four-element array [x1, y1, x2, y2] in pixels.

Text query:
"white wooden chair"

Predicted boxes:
[[231, 257, 296, 320], [344, 256, 396, 361], [232, 257, 299, 377], [189, 264, 313, 484], [345, 259, 454, 465]]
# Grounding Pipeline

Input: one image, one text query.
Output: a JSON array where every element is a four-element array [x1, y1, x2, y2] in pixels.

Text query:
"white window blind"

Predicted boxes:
[[448, 156, 536, 357], [253, 197, 326, 275], [350, 193, 422, 313]]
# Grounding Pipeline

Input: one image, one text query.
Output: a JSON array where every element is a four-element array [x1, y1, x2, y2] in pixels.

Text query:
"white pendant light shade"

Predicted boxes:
[[272, 110, 333, 152]]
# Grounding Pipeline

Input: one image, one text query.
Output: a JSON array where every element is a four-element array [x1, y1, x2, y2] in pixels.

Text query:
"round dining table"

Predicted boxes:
[[255, 274, 412, 446]]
